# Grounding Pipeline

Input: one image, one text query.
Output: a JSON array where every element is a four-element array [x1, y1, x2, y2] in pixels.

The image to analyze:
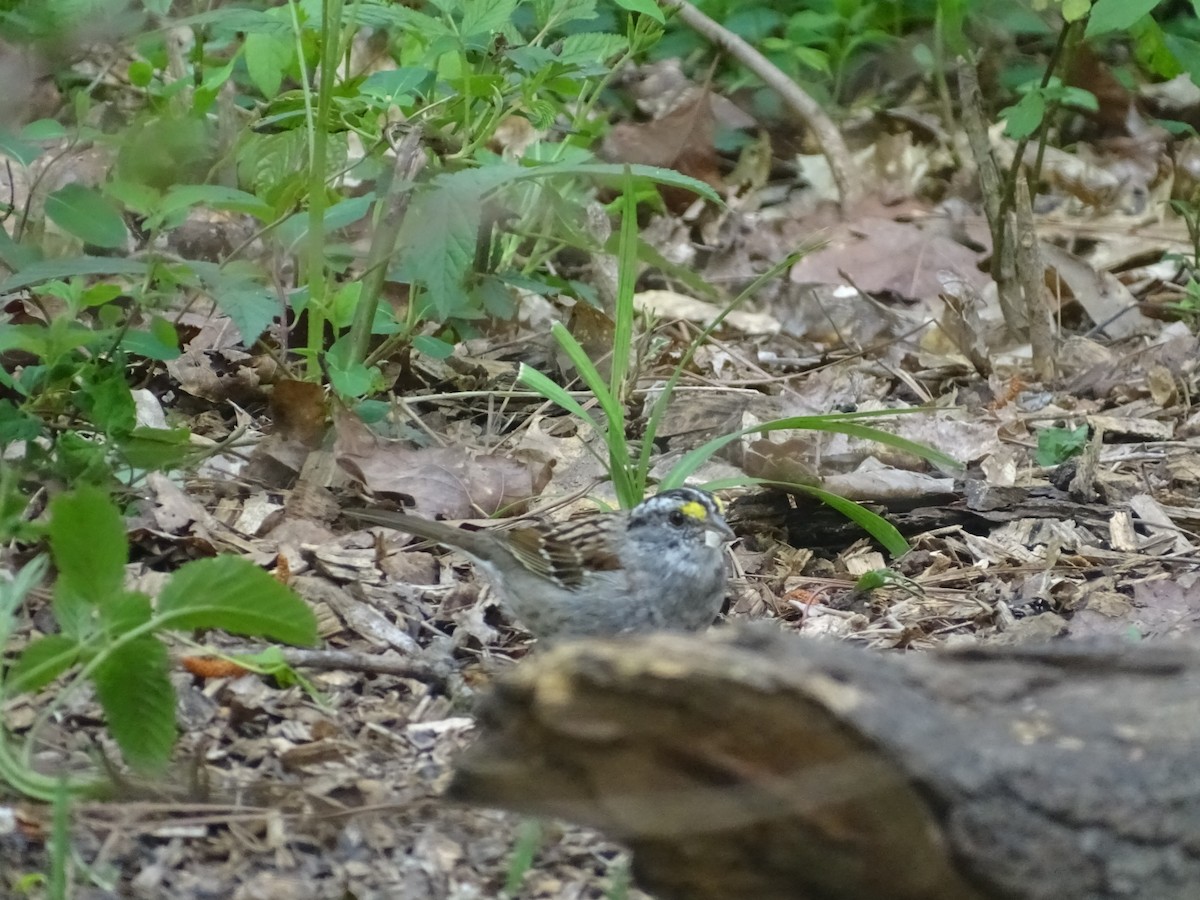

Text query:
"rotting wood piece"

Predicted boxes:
[[449, 627, 1200, 900]]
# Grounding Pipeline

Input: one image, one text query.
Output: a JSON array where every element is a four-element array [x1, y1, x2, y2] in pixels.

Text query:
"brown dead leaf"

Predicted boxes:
[[336, 421, 553, 518], [601, 91, 724, 210]]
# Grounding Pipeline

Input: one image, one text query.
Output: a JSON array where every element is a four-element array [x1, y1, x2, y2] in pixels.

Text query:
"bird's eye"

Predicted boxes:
[[669, 509, 686, 527]]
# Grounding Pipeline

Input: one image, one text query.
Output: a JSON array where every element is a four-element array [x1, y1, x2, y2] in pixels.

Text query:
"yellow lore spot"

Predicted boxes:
[[681, 500, 708, 521]]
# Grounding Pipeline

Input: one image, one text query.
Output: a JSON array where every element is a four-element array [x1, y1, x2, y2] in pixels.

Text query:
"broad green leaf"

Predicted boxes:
[[0, 227, 41, 274], [1061, 0, 1091, 21], [7, 635, 81, 693], [44, 184, 129, 249], [48, 486, 128, 608], [1164, 34, 1200, 85], [361, 67, 433, 102], [156, 555, 318, 645], [612, 0, 664, 23], [0, 128, 42, 166], [1002, 91, 1045, 140], [92, 636, 176, 772], [156, 184, 274, 224], [117, 427, 193, 470], [327, 358, 375, 397], [211, 285, 278, 345], [243, 29, 293, 98], [101, 591, 153, 635], [1086, 0, 1159, 36], [556, 32, 628, 67], [411, 335, 455, 358], [0, 256, 148, 293], [21, 119, 67, 141]]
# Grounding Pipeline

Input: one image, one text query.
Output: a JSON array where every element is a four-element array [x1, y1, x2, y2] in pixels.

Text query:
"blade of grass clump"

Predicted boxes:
[[661, 411, 963, 490], [695, 475, 910, 557], [541, 321, 638, 505], [609, 167, 638, 407], [638, 250, 807, 482]]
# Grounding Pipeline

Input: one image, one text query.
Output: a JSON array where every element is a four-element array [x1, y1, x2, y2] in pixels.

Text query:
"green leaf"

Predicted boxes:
[[461, 0, 519, 40], [1086, 0, 1160, 36], [411, 335, 456, 358], [92, 636, 176, 772], [243, 29, 293, 98], [211, 284, 278, 345], [120, 326, 181, 362], [361, 67, 433, 102], [7, 635, 81, 693], [80, 371, 136, 433], [0, 256, 148, 293], [44, 185, 129, 249], [612, 0, 664, 23], [101, 591, 153, 634], [1002, 91, 1045, 140], [1164, 34, 1200, 86], [117, 427, 193, 470], [1036, 424, 1089, 466], [0, 128, 42, 166], [556, 32, 628, 67], [156, 555, 318, 645], [48, 486, 128, 608], [155, 184, 274, 225], [0, 399, 42, 443]]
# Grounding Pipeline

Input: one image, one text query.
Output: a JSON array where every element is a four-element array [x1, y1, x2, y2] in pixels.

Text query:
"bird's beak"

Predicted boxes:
[[705, 518, 736, 547]]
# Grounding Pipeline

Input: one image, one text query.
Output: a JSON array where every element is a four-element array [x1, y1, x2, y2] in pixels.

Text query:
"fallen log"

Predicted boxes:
[[448, 627, 1200, 900]]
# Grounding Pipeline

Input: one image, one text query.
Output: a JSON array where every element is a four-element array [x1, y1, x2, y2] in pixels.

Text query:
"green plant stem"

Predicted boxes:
[[301, 0, 345, 380], [17, 602, 244, 773], [999, 19, 1077, 224]]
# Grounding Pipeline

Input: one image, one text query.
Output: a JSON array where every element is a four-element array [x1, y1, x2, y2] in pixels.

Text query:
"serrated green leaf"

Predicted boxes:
[[101, 591, 153, 634], [1036, 424, 1089, 466], [92, 636, 176, 772], [211, 285, 277, 345], [7, 635, 81, 693], [557, 32, 628, 67], [156, 555, 318, 645], [48, 486, 128, 608], [80, 371, 136, 433], [461, 0, 519, 40], [44, 184, 129, 249]]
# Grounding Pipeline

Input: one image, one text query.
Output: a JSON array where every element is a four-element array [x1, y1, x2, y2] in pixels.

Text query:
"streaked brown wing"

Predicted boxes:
[[503, 515, 622, 589]]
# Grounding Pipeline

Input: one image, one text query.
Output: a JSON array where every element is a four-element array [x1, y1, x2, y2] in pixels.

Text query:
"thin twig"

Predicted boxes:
[[657, 0, 860, 209]]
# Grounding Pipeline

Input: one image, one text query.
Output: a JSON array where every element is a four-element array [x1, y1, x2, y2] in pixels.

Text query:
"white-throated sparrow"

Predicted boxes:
[[346, 487, 734, 639]]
